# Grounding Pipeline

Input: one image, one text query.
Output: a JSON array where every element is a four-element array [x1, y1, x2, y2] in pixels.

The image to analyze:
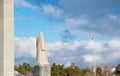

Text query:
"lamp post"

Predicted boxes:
[[91, 35, 97, 76]]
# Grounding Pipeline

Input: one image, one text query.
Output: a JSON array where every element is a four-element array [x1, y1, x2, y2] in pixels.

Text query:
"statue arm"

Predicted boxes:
[[45, 40, 48, 50], [41, 39, 46, 51], [37, 37, 47, 51]]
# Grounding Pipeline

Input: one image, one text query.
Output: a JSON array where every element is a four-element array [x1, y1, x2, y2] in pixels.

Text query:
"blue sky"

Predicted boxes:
[[14, 0, 120, 67]]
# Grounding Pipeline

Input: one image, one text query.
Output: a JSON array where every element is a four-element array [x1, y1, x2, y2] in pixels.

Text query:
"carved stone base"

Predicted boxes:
[[34, 64, 51, 76]]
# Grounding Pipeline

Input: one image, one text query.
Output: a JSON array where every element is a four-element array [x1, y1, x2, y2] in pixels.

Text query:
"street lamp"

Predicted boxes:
[[91, 35, 97, 76]]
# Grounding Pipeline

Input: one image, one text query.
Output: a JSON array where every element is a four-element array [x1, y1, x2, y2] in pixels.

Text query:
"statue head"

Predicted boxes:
[[39, 32, 44, 38]]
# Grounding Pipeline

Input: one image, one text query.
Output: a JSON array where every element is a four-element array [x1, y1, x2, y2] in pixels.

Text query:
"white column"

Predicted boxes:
[[0, 0, 14, 76]]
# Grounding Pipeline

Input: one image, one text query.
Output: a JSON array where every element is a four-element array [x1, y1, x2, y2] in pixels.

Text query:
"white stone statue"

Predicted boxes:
[[34, 32, 51, 76], [36, 32, 48, 65]]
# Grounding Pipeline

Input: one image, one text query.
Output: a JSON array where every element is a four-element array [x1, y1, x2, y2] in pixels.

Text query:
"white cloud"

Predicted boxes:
[[48, 40, 120, 65], [15, 37, 120, 67], [64, 14, 120, 36], [15, 37, 36, 58], [108, 40, 120, 50], [15, 0, 37, 9], [83, 40, 104, 53], [83, 54, 101, 63], [15, 0, 62, 17], [41, 4, 63, 17], [108, 15, 118, 20], [59, 0, 120, 17], [65, 18, 89, 27]]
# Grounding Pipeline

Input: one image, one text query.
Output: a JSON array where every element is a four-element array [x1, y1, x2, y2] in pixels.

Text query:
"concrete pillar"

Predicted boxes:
[[0, 0, 14, 76]]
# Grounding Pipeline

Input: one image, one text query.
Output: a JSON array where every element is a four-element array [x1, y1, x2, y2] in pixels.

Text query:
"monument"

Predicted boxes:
[[0, 0, 14, 76], [34, 32, 51, 76]]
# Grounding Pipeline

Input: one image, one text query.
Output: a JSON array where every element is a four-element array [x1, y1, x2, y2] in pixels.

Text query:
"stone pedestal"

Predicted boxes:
[[34, 64, 51, 76], [0, 0, 14, 76]]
